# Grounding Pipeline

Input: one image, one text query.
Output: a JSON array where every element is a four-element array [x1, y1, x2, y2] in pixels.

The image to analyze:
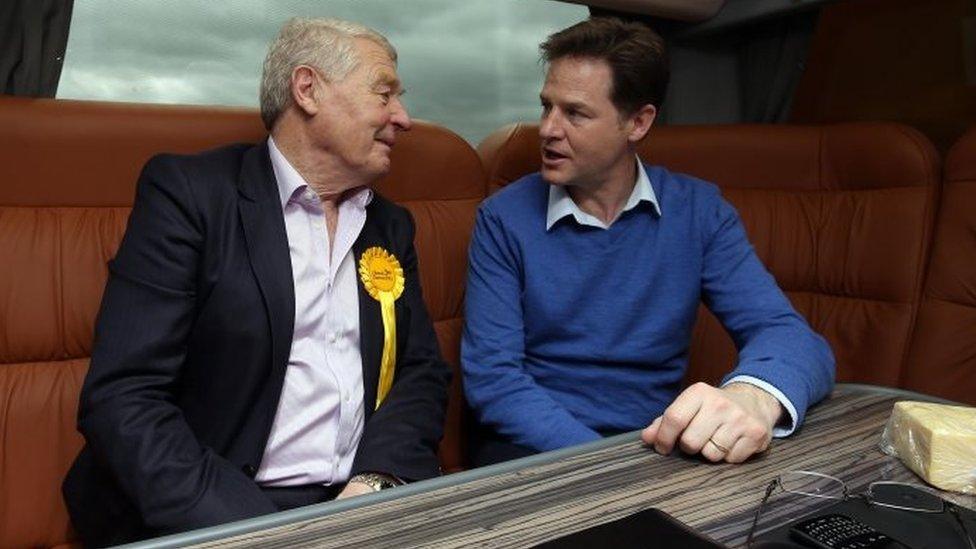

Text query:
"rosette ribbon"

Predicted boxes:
[[358, 247, 405, 409]]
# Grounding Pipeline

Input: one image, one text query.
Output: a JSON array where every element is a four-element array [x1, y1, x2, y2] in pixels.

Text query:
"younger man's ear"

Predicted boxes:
[[627, 104, 657, 143]]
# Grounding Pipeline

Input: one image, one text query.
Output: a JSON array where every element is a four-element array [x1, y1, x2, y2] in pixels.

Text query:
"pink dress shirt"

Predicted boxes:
[[254, 137, 370, 486]]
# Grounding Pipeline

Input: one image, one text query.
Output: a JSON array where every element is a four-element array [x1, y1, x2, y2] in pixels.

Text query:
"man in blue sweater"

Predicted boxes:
[[461, 17, 835, 466]]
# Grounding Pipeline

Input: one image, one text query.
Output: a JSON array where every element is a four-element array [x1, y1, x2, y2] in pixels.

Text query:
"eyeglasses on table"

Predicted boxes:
[[744, 470, 974, 549]]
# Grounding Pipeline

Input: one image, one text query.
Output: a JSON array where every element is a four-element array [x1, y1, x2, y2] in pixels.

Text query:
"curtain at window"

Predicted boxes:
[[0, 0, 74, 97], [738, 10, 819, 123], [588, 7, 820, 126]]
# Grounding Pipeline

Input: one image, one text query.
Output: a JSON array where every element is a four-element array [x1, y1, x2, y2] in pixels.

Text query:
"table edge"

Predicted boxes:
[[117, 383, 954, 549]]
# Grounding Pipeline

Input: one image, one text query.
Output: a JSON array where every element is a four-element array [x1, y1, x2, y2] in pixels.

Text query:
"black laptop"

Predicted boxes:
[[532, 508, 728, 548]]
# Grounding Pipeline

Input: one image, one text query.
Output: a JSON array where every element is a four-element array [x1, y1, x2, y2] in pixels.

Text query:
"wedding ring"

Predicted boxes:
[[708, 438, 730, 453]]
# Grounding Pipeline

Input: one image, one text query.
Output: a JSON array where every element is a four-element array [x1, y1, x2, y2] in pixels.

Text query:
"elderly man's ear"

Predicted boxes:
[[291, 65, 322, 116]]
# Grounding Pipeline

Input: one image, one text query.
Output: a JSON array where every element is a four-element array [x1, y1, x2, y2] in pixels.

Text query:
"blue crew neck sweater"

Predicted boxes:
[[461, 165, 834, 453]]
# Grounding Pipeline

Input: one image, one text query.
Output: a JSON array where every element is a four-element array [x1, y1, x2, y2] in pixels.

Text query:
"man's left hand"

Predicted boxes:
[[335, 480, 376, 500], [641, 382, 783, 463]]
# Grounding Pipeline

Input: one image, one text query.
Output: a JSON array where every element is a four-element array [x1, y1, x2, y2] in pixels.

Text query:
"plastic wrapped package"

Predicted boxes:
[[880, 401, 976, 495]]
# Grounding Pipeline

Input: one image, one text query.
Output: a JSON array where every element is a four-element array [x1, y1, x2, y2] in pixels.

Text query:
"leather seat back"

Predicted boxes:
[[477, 122, 941, 388], [0, 97, 266, 549], [903, 127, 976, 403]]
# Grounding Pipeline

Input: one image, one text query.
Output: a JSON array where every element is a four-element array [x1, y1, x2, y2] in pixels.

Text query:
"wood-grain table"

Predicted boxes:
[[124, 384, 975, 549]]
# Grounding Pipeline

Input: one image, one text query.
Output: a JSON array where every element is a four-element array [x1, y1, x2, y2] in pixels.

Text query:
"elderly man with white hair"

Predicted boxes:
[[63, 17, 449, 547]]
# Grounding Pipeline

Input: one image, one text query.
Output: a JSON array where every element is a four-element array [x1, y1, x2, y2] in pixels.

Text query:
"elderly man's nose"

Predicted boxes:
[[391, 98, 412, 131]]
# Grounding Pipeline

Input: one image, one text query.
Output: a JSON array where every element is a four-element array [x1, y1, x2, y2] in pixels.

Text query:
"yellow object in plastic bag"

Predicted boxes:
[[880, 401, 976, 495]]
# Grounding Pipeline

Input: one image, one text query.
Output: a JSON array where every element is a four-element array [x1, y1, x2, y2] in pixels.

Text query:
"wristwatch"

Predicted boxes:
[[348, 472, 400, 492]]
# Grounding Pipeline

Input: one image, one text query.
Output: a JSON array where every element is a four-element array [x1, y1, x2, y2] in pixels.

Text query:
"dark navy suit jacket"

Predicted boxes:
[[62, 140, 449, 547]]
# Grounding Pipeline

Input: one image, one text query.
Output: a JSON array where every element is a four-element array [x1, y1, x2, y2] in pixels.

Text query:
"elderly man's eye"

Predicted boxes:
[[375, 89, 392, 103]]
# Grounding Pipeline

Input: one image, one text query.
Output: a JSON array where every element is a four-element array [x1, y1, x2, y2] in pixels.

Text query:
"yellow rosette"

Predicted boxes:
[[358, 246, 405, 409]]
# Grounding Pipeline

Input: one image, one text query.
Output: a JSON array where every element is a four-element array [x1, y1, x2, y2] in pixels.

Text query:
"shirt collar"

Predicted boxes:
[[267, 136, 373, 210], [545, 156, 661, 231]]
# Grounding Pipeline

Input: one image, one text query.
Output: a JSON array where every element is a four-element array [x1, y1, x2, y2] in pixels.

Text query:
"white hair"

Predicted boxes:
[[259, 17, 397, 130]]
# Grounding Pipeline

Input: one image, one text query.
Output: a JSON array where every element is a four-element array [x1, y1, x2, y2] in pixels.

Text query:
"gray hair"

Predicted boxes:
[[259, 17, 397, 130]]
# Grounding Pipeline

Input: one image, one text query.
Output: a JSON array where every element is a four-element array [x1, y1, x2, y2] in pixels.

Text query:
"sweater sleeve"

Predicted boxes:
[[462, 204, 601, 452], [700, 191, 835, 431]]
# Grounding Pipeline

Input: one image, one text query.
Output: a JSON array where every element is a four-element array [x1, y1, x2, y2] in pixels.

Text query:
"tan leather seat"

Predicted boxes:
[[0, 96, 484, 548], [477, 122, 941, 389], [0, 97, 266, 549], [902, 127, 976, 403]]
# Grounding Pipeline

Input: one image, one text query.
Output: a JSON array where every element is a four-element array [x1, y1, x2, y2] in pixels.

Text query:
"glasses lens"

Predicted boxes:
[[869, 482, 944, 512], [779, 471, 847, 500]]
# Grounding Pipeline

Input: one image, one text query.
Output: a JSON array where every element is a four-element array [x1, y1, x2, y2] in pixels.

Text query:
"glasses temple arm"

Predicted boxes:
[[746, 481, 780, 546]]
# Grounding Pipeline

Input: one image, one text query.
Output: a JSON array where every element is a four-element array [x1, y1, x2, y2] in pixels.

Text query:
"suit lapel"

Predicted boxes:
[[354, 211, 384, 415], [237, 141, 295, 410]]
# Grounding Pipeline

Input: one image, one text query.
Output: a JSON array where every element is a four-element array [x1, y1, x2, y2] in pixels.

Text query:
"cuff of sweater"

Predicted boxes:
[[722, 375, 798, 437]]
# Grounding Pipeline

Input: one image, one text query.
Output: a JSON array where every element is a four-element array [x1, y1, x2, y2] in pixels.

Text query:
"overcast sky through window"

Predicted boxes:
[[57, 0, 586, 144]]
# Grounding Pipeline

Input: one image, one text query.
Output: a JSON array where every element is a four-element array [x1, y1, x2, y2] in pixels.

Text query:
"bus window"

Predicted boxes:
[[56, 0, 586, 145]]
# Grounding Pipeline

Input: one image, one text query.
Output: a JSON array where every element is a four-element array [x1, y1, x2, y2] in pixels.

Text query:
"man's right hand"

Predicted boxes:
[[640, 382, 781, 463]]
